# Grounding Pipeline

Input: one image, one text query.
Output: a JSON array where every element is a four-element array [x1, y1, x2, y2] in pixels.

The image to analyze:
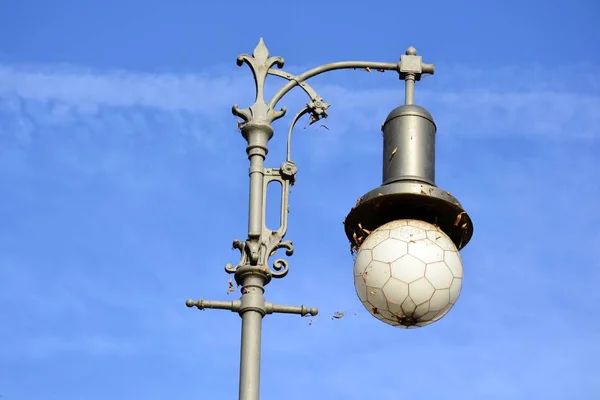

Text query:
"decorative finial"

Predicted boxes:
[[232, 37, 286, 124], [253, 38, 269, 60], [406, 46, 418, 55]]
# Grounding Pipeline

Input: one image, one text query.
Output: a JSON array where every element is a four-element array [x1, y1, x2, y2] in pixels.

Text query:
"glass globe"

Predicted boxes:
[[353, 219, 463, 328]]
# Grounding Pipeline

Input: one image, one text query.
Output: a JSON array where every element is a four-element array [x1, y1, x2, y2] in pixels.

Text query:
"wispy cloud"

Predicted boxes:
[[0, 64, 248, 113], [1, 62, 598, 147]]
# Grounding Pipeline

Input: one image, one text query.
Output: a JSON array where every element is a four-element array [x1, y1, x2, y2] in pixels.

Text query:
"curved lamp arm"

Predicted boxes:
[[268, 60, 398, 110], [285, 106, 310, 162], [232, 38, 434, 127]]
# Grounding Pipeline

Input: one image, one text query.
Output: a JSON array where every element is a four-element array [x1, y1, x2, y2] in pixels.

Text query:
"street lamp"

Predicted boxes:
[[186, 38, 474, 400]]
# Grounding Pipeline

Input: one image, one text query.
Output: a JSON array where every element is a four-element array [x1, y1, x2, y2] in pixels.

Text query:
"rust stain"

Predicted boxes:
[[358, 222, 371, 235], [454, 211, 466, 226]]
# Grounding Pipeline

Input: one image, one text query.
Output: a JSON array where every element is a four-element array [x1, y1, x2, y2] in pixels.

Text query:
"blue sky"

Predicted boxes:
[[1, 0, 599, 399]]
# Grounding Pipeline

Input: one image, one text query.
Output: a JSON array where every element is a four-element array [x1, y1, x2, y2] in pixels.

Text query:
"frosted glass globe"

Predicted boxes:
[[353, 219, 463, 328]]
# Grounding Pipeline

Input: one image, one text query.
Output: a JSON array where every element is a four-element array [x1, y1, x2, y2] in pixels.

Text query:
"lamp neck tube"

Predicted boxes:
[[382, 105, 437, 186]]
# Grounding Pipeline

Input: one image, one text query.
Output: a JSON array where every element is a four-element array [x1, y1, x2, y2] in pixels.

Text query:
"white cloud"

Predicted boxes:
[[0, 64, 248, 114], [0, 62, 598, 145]]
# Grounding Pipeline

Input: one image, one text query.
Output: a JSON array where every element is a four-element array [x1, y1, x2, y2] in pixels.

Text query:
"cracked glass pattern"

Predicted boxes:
[[353, 219, 463, 328]]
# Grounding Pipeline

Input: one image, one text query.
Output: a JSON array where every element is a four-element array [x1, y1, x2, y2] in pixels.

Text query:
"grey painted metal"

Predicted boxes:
[[382, 105, 436, 186], [344, 180, 474, 254], [400, 46, 434, 105], [286, 106, 311, 162], [343, 47, 473, 255], [187, 298, 318, 316], [185, 38, 473, 398], [238, 278, 264, 400]]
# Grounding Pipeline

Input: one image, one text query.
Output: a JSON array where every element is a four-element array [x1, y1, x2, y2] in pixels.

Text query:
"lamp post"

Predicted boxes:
[[186, 38, 474, 400]]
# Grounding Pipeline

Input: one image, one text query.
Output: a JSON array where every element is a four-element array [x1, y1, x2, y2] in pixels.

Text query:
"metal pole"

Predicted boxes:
[[239, 311, 262, 399], [237, 122, 271, 400], [238, 276, 265, 400], [404, 74, 415, 105]]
